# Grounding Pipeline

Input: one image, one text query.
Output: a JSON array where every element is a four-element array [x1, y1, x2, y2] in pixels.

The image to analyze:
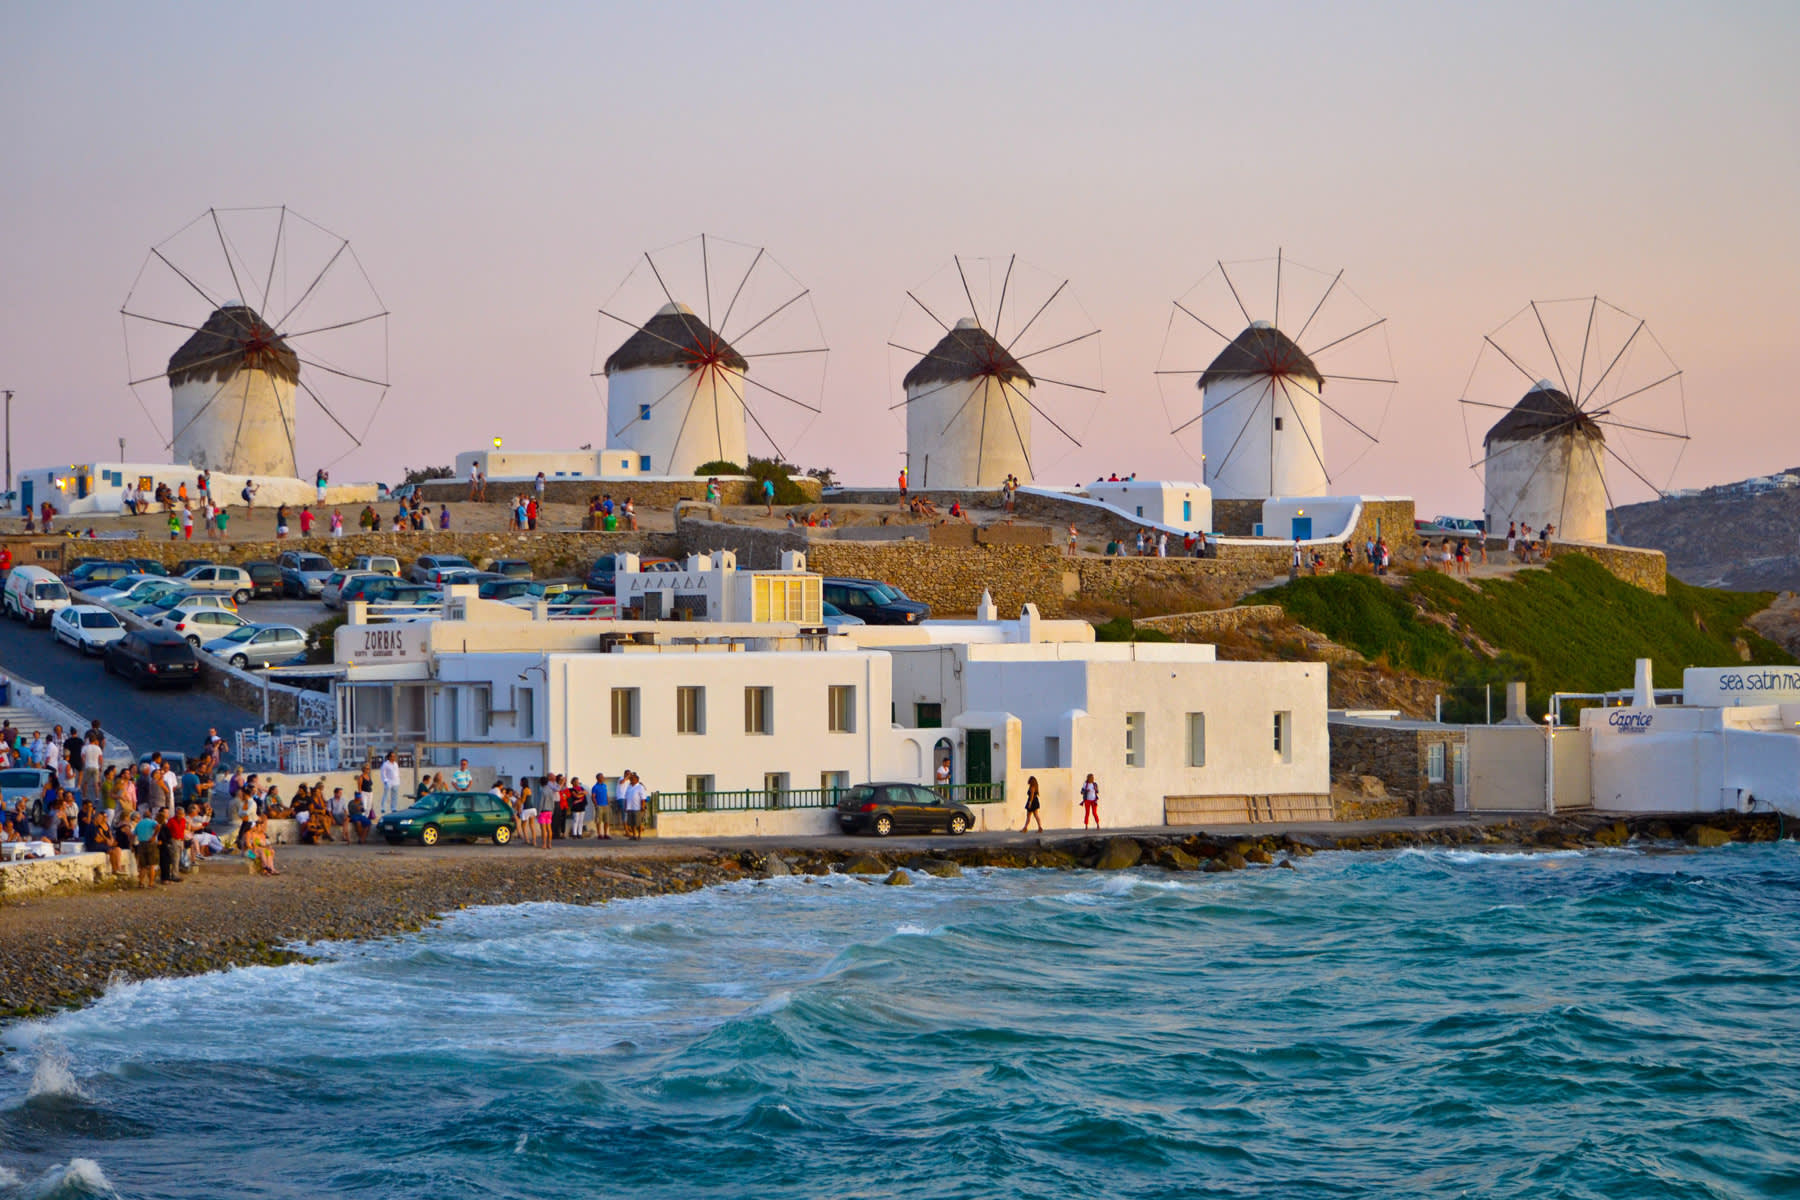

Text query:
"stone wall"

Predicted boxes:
[[0, 852, 112, 900], [1548, 542, 1667, 594], [805, 540, 1075, 616], [417, 476, 821, 508], [1328, 721, 1463, 816], [1211, 499, 1264, 536], [1134, 605, 1286, 639]]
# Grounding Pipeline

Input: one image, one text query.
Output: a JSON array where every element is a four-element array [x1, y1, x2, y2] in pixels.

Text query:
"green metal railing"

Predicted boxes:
[[649, 781, 1005, 815]]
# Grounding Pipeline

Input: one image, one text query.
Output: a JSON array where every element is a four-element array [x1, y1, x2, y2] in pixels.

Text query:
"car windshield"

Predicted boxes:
[[0, 770, 43, 787], [295, 556, 330, 571], [147, 643, 192, 663], [219, 626, 258, 643], [79, 611, 120, 628], [33, 582, 67, 600], [436, 557, 473, 569], [841, 785, 878, 805]]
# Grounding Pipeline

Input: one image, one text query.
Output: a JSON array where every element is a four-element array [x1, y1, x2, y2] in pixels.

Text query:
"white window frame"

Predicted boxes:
[[610, 687, 639, 737], [677, 686, 705, 735], [1274, 711, 1292, 763], [828, 685, 855, 733], [1125, 712, 1146, 768], [1185, 712, 1206, 768], [1426, 741, 1446, 784], [745, 686, 772, 735]]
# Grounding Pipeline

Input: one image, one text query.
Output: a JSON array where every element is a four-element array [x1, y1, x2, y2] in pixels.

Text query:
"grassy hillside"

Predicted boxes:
[[1258, 557, 1793, 720]]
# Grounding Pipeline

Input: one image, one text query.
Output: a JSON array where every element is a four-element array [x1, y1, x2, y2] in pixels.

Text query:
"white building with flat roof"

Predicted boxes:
[[328, 582, 1329, 836]]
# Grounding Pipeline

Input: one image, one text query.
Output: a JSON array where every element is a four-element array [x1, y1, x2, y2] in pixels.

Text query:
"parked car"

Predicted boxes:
[[484, 559, 533, 580], [203, 623, 309, 669], [351, 554, 401, 577], [432, 566, 484, 588], [321, 570, 379, 610], [50, 604, 126, 654], [410, 554, 476, 585], [157, 604, 249, 647], [477, 578, 535, 602], [241, 561, 284, 599], [585, 555, 676, 594], [103, 628, 201, 687], [277, 550, 335, 598], [84, 573, 168, 602], [141, 591, 238, 623], [377, 791, 516, 846], [0, 767, 53, 816], [821, 578, 930, 625], [821, 601, 864, 629], [118, 558, 169, 577], [1435, 516, 1486, 535], [339, 575, 439, 606], [3, 566, 71, 625], [180, 563, 253, 603], [60, 561, 136, 588], [554, 596, 617, 619], [174, 559, 217, 576], [137, 751, 189, 774], [833, 782, 973, 836], [118, 582, 194, 617]]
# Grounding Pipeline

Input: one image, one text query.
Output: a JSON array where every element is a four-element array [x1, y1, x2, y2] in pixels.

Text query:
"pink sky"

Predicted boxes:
[[2, 1, 1796, 514]]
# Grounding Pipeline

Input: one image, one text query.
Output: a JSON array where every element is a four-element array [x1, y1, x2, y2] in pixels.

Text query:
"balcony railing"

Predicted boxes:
[[648, 781, 1005, 815]]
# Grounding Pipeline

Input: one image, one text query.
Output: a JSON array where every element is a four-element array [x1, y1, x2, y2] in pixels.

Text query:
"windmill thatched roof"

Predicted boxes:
[[903, 320, 1033, 390], [1484, 382, 1603, 446], [167, 305, 299, 388], [604, 304, 746, 375], [1199, 323, 1320, 389]]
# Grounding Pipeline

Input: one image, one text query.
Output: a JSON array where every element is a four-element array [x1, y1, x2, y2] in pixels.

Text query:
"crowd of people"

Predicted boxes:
[[488, 769, 650, 847]]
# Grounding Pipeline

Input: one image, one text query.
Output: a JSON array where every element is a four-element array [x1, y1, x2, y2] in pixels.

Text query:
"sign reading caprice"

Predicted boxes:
[[1607, 710, 1655, 732], [1683, 666, 1800, 707]]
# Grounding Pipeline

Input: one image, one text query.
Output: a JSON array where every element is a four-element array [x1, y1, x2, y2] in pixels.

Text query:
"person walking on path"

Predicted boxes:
[[179, 506, 193, 540], [1067, 525, 1078, 556], [1080, 774, 1100, 829], [1022, 776, 1043, 832], [762, 477, 776, 516], [898, 467, 908, 505], [379, 751, 402, 815]]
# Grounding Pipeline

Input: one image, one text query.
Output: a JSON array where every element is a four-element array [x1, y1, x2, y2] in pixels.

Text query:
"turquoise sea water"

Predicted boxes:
[[2, 844, 1798, 1199]]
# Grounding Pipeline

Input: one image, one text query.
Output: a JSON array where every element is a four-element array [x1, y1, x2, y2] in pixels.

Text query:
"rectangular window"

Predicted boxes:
[[677, 686, 705, 735], [610, 687, 639, 737], [915, 702, 942, 728], [821, 770, 849, 793], [1274, 416, 1285, 431], [1183, 499, 1193, 523], [1427, 741, 1446, 784], [685, 773, 713, 797], [764, 771, 788, 799], [639, 455, 652, 472], [1186, 712, 1206, 767], [516, 686, 535, 738], [745, 686, 772, 735], [639, 404, 652, 421], [1125, 712, 1146, 768], [828, 685, 855, 733], [1274, 711, 1292, 762]]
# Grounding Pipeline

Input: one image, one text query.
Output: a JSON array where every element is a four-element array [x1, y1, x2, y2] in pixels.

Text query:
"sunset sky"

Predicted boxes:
[[2, 1, 1795, 513]]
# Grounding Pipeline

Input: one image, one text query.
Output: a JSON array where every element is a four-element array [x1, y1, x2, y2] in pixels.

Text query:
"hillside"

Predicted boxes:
[[1255, 556, 1792, 721], [1611, 478, 1800, 591]]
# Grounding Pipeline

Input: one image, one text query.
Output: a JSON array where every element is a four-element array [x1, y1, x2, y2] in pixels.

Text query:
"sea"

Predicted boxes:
[[1, 844, 1797, 1199]]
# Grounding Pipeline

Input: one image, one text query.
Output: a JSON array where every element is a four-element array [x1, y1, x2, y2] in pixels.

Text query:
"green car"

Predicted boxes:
[[377, 791, 516, 846]]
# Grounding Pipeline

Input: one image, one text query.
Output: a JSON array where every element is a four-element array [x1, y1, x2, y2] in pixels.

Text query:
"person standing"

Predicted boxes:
[[1067, 525, 1078, 556], [299, 506, 315, 537], [1290, 539, 1303, 581], [1022, 776, 1043, 832], [622, 772, 646, 840], [1157, 531, 1168, 558], [762, 477, 775, 516], [133, 809, 159, 888], [898, 467, 908, 505], [242, 479, 258, 511], [567, 778, 588, 839], [379, 751, 402, 815], [1079, 774, 1100, 829], [275, 503, 290, 539], [315, 468, 329, 505], [156, 808, 180, 883], [79, 735, 103, 805], [451, 758, 473, 791], [534, 471, 547, 507], [591, 773, 611, 840], [330, 509, 343, 537]]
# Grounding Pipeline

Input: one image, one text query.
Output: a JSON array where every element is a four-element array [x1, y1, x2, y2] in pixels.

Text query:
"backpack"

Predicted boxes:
[[241, 486, 252, 502]]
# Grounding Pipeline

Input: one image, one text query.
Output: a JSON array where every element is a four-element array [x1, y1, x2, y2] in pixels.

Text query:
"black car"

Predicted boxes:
[[61, 560, 136, 588], [822, 579, 930, 625], [240, 561, 283, 599], [103, 628, 201, 688], [119, 558, 170, 577], [485, 559, 533, 580], [834, 782, 973, 836]]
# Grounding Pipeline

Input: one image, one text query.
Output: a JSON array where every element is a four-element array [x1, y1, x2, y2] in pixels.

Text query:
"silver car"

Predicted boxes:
[[202, 623, 310, 669], [0, 767, 53, 817], [322, 570, 380, 610], [180, 564, 254, 603]]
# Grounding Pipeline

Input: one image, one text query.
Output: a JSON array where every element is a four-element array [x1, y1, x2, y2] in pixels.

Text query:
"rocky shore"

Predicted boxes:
[[1, 812, 1789, 1023]]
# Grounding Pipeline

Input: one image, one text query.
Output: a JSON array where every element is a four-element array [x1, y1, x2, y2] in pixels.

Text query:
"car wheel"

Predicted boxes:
[[234, 589, 251, 604], [493, 824, 513, 845], [873, 813, 893, 837], [186, 635, 201, 648], [419, 824, 441, 846], [949, 814, 969, 835]]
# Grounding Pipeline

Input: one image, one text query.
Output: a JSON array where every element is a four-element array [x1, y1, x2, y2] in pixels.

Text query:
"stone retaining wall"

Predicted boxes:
[[1328, 722, 1463, 816], [417, 477, 821, 508], [0, 852, 112, 900], [1134, 605, 1287, 639], [1547, 542, 1667, 594], [1210, 499, 1264, 536]]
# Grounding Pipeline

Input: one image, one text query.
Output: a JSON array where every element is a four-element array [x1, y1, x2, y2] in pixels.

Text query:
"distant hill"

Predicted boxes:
[[1611, 471, 1800, 591]]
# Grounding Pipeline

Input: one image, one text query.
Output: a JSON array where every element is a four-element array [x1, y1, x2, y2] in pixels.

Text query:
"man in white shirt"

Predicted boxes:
[[79, 737, 104, 804], [451, 759, 473, 791], [379, 752, 402, 815]]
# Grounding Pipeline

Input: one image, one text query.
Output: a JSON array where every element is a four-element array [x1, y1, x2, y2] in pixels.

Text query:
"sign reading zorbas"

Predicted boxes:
[[344, 624, 428, 666]]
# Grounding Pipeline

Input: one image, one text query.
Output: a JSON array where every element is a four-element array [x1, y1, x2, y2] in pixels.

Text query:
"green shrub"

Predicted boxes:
[[746, 458, 809, 506], [1094, 616, 1174, 643], [693, 460, 745, 476], [306, 613, 347, 666]]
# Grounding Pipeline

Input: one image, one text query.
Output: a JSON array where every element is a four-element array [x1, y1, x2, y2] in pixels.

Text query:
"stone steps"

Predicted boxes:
[[1165, 793, 1335, 825]]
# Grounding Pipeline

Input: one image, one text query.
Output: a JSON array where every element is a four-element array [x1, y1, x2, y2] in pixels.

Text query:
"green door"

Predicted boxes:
[[966, 730, 992, 802]]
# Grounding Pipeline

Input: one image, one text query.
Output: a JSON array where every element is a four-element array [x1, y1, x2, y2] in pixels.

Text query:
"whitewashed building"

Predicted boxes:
[[1200, 321, 1327, 501], [1482, 381, 1608, 542], [603, 302, 748, 476], [1084, 480, 1212, 533], [904, 318, 1034, 489], [328, 585, 1330, 837]]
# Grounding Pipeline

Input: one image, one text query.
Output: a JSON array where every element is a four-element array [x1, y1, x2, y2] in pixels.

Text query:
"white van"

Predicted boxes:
[[4, 565, 72, 626]]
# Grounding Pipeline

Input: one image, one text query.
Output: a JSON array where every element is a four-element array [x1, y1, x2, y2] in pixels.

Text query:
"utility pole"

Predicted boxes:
[[3, 389, 11, 494]]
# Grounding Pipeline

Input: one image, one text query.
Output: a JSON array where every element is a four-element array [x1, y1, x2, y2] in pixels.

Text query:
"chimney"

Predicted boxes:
[[1500, 681, 1531, 725]]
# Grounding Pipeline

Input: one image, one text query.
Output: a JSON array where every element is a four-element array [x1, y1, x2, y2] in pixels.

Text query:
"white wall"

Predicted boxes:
[[172, 369, 296, 479], [14, 462, 375, 517], [1583, 702, 1800, 815], [454, 449, 632, 480], [1260, 496, 1362, 541], [1483, 433, 1608, 542], [1201, 373, 1327, 500], [906, 376, 1033, 489], [606, 363, 748, 476], [1085, 481, 1212, 532]]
